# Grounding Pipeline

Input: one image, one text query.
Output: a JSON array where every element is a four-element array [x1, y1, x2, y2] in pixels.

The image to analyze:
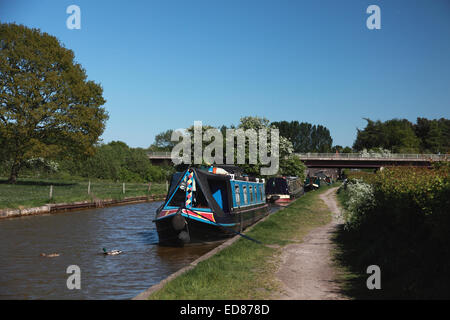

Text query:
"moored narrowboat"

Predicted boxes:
[[153, 166, 269, 246], [304, 175, 320, 191], [265, 177, 304, 204]]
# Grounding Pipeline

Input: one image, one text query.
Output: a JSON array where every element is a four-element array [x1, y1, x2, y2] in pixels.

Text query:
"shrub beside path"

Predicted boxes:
[[272, 187, 348, 300]]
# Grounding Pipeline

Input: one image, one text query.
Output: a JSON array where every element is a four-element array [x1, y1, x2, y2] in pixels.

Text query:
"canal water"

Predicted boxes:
[[0, 202, 222, 300]]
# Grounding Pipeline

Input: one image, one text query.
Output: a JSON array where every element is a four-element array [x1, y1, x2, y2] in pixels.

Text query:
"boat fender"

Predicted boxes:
[[172, 212, 186, 231], [178, 230, 190, 243]]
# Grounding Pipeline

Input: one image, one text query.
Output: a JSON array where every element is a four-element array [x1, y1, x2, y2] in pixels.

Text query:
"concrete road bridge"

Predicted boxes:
[[294, 153, 448, 169], [147, 151, 448, 169]]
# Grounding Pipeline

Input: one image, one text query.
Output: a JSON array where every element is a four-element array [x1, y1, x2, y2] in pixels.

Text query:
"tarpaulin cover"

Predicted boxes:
[[265, 177, 289, 195], [162, 168, 233, 217]]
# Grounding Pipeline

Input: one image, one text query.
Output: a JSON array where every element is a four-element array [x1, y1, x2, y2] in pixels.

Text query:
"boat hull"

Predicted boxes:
[[155, 205, 269, 246]]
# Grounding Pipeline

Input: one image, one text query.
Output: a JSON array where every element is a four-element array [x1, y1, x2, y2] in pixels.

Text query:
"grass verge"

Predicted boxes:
[[148, 185, 335, 300], [0, 178, 167, 209]]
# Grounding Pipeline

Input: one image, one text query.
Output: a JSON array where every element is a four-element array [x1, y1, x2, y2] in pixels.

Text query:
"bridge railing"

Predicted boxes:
[[148, 151, 449, 161], [147, 151, 172, 158], [295, 153, 449, 161]]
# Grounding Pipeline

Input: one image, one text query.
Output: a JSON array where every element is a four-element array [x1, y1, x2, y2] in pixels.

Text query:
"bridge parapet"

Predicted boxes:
[[148, 151, 172, 159], [146, 152, 450, 167], [295, 153, 449, 161]]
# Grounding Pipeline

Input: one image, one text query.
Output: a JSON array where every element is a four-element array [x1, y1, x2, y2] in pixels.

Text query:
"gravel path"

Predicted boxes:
[[273, 187, 347, 300]]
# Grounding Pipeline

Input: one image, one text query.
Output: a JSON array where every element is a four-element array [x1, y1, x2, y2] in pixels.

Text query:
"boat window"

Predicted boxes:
[[234, 185, 240, 206], [249, 186, 253, 203], [242, 185, 248, 204]]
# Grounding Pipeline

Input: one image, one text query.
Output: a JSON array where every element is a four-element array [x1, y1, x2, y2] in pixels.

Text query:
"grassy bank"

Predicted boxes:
[[148, 185, 335, 300], [0, 178, 167, 209]]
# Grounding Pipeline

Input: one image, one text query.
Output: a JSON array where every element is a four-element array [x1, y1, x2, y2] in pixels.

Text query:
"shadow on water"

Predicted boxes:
[[136, 231, 159, 245]]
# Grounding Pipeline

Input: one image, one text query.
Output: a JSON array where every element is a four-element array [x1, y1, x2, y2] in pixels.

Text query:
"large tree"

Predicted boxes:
[[353, 118, 421, 153], [0, 23, 108, 183], [271, 120, 333, 152], [148, 129, 176, 151], [414, 117, 450, 153]]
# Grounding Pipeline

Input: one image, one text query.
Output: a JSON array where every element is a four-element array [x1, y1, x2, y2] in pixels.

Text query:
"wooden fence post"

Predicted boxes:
[[123, 182, 125, 194], [49, 185, 53, 200], [88, 180, 91, 194]]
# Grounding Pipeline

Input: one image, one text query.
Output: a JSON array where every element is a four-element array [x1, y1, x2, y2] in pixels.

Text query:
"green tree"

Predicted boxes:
[[270, 120, 303, 151], [0, 23, 108, 183], [414, 117, 450, 153], [279, 155, 306, 180], [342, 146, 353, 153], [271, 121, 333, 152], [70, 141, 167, 182], [148, 129, 176, 151], [237, 116, 293, 177], [311, 125, 333, 152], [353, 118, 420, 153]]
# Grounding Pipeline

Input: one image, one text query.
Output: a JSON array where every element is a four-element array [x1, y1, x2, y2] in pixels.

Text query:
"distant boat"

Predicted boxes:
[[304, 175, 321, 191], [265, 177, 304, 204], [153, 166, 269, 246]]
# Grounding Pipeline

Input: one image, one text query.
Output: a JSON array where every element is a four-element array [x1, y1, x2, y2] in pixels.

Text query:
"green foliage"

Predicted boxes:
[[237, 116, 294, 177], [272, 120, 333, 152], [353, 117, 450, 153], [337, 166, 450, 298], [339, 179, 375, 230], [61, 141, 170, 183], [148, 129, 175, 151], [279, 155, 306, 180], [414, 117, 450, 153], [331, 145, 353, 153], [0, 23, 108, 183]]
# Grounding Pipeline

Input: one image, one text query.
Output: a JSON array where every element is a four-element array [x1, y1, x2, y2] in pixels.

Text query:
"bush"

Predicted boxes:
[[340, 179, 375, 230], [4, 141, 170, 183], [338, 165, 450, 298]]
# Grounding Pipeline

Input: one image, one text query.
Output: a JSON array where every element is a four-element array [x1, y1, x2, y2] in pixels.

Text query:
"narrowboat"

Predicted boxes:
[[304, 175, 321, 191], [153, 166, 269, 246], [265, 177, 304, 204], [315, 171, 333, 185]]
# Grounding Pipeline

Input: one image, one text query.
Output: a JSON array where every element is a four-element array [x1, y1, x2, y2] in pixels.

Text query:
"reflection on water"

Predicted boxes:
[[0, 202, 220, 300]]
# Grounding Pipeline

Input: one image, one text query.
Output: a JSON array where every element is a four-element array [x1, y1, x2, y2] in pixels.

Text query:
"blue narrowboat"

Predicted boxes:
[[153, 166, 269, 245]]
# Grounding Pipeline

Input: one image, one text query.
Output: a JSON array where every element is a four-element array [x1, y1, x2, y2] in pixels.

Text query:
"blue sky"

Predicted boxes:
[[1, 0, 449, 148]]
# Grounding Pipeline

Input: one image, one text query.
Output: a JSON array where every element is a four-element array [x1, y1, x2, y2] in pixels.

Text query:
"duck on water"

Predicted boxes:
[[153, 166, 269, 246]]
